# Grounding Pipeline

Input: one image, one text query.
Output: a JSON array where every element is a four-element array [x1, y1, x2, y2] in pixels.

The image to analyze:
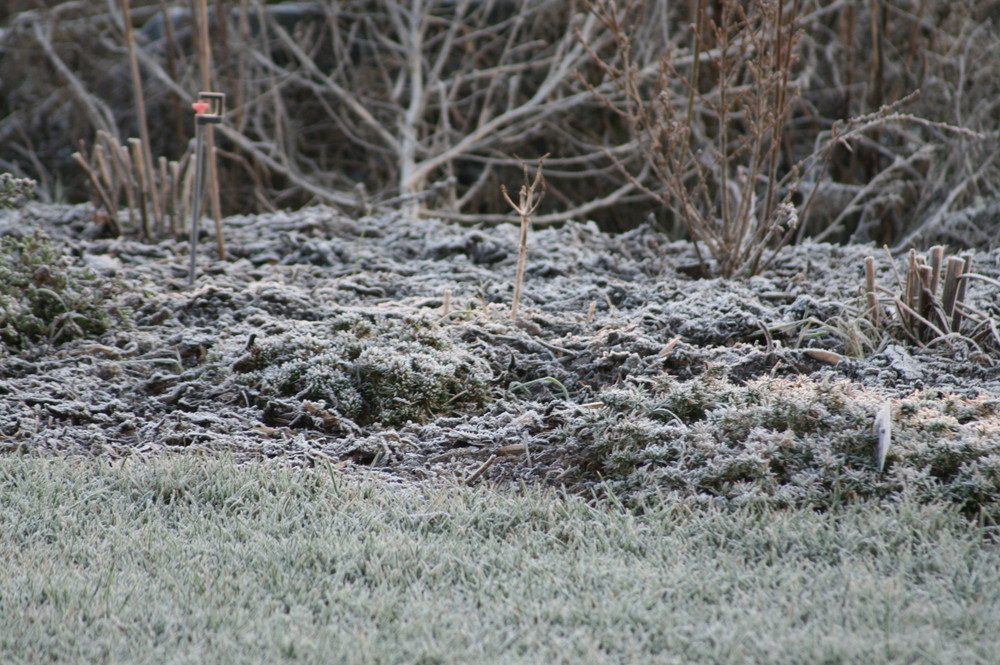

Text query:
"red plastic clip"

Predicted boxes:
[[191, 92, 225, 125]]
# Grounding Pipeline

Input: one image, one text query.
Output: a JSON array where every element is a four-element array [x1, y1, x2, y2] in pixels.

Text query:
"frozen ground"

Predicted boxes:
[[1, 204, 998, 508]]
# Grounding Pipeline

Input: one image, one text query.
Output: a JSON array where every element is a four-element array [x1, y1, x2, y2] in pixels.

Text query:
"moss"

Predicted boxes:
[[216, 313, 492, 427]]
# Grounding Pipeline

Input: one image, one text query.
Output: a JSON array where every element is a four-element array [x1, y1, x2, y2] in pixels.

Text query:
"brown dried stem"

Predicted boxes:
[[73, 130, 193, 239], [501, 156, 547, 320], [120, 0, 162, 238]]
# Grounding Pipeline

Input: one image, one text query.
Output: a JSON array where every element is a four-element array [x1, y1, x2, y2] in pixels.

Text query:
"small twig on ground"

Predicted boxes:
[[465, 454, 498, 486]]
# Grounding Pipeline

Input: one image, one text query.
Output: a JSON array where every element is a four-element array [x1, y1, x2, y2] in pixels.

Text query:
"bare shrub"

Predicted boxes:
[[0, 3, 125, 202], [578, 0, 810, 277], [577, 1, 970, 276], [53, 0, 635, 225], [185, 0, 629, 222], [787, 1, 1000, 250], [0, 1, 663, 227], [1, 0, 998, 247]]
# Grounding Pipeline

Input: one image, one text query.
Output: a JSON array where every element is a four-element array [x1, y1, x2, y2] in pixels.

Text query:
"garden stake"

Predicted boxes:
[[188, 92, 225, 285]]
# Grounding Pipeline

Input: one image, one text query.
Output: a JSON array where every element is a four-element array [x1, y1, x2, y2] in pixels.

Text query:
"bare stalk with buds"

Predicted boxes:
[[501, 157, 547, 319]]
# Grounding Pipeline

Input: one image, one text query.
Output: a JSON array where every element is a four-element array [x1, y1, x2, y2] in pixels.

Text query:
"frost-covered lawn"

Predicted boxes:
[[1, 455, 998, 665]]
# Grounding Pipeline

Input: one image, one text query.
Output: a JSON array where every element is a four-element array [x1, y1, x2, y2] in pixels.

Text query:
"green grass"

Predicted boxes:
[[1, 455, 998, 664]]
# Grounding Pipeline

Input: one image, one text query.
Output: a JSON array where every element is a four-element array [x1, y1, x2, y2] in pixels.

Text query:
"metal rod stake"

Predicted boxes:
[[187, 92, 225, 286], [188, 122, 207, 285]]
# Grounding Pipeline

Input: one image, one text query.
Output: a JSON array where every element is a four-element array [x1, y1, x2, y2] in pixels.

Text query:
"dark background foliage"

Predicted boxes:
[[1, 1, 998, 248]]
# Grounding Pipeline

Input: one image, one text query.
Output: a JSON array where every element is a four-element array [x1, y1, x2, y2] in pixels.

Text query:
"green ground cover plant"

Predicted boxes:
[[0, 232, 127, 353], [0, 173, 35, 208], [1, 455, 998, 665], [213, 312, 492, 426], [576, 369, 1000, 518]]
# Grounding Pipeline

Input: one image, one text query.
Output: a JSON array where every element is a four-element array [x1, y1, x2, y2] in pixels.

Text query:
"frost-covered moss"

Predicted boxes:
[[578, 370, 1000, 518], [216, 312, 492, 426], [0, 232, 124, 353]]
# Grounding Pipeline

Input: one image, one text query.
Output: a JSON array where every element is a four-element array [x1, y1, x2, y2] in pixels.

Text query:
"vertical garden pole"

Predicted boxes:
[[188, 92, 225, 285]]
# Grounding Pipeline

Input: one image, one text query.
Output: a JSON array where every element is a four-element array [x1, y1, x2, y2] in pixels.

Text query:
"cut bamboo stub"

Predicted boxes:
[[941, 256, 965, 331], [441, 289, 452, 317], [865, 247, 973, 344], [954, 257, 972, 331], [73, 130, 195, 240]]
